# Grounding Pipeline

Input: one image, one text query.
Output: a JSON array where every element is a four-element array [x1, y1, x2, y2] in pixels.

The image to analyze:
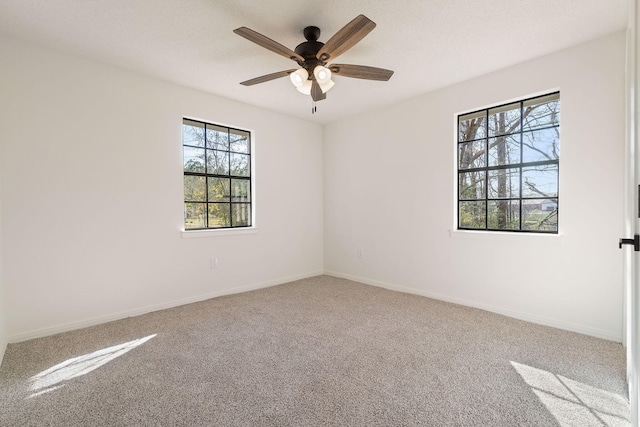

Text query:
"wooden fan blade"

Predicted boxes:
[[234, 27, 304, 62], [240, 69, 297, 86], [311, 80, 326, 101], [316, 15, 376, 62], [329, 64, 394, 81]]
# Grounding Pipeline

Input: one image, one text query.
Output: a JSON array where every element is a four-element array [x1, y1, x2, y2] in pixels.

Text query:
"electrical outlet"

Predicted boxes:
[[210, 257, 218, 269]]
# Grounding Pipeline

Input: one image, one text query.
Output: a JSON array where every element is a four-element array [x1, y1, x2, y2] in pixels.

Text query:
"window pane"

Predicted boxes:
[[459, 111, 486, 142], [522, 165, 558, 198], [183, 146, 205, 173], [523, 94, 560, 130], [459, 171, 486, 200], [185, 203, 206, 229], [230, 153, 250, 177], [488, 135, 520, 166], [488, 168, 520, 199], [183, 120, 205, 147], [488, 102, 520, 136], [458, 141, 486, 169], [208, 177, 230, 202], [231, 179, 250, 202], [208, 203, 231, 228], [207, 150, 229, 175], [522, 199, 558, 232], [459, 201, 486, 229], [184, 176, 206, 202], [522, 128, 559, 162], [232, 203, 251, 226], [230, 130, 250, 153], [206, 124, 229, 150], [488, 200, 520, 230]]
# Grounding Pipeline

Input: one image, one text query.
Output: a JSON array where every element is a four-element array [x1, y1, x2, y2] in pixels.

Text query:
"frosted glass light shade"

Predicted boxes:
[[297, 80, 312, 95], [289, 69, 309, 88], [318, 79, 335, 93], [313, 66, 332, 84], [313, 66, 334, 93]]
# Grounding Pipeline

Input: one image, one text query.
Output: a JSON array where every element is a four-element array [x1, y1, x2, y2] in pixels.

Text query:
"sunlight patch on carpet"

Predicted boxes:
[[28, 334, 156, 398], [510, 361, 630, 426]]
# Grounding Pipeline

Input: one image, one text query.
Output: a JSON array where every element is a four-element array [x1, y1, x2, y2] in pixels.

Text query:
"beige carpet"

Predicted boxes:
[[0, 275, 630, 426]]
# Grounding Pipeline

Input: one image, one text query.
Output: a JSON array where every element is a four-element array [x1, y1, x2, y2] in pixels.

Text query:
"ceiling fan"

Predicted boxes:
[[233, 14, 394, 103]]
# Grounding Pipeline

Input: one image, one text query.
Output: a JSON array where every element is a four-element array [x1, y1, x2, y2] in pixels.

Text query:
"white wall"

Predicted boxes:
[[0, 37, 324, 342], [324, 32, 627, 341]]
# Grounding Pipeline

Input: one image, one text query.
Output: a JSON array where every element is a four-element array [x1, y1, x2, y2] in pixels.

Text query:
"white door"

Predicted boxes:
[[622, 0, 639, 423]]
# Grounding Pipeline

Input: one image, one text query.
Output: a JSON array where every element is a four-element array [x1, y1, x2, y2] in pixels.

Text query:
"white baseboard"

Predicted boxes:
[[8, 270, 324, 343], [324, 270, 622, 343]]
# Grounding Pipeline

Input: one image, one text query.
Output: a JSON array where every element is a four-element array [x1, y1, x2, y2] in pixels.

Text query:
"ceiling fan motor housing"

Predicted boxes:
[[294, 26, 326, 76]]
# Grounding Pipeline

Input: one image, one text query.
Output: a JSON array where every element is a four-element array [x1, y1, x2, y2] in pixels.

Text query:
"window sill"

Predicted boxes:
[[449, 229, 563, 243], [181, 227, 258, 238]]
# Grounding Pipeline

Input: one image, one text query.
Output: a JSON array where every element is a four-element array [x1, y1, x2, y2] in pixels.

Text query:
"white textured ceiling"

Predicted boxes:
[[0, 0, 629, 124]]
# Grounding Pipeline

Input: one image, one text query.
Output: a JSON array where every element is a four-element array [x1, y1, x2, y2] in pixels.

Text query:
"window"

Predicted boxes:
[[457, 92, 559, 233], [182, 119, 252, 230]]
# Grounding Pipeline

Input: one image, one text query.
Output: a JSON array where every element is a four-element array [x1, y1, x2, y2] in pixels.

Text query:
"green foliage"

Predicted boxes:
[[459, 201, 486, 229]]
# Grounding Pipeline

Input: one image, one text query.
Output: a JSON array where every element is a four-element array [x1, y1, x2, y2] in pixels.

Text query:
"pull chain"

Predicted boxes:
[[312, 100, 317, 114]]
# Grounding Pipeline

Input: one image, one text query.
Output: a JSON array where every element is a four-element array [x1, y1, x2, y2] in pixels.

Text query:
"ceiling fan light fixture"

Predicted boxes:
[[289, 68, 309, 88], [313, 65, 335, 93], [313, 65, 332, 84], [296, 79, 312, 95], [318, 79, 335, 94]]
